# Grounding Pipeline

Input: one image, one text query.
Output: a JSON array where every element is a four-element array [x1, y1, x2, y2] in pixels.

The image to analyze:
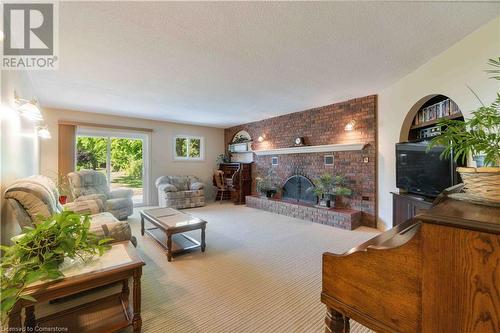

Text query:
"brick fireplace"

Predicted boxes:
[[225, 95, 377, 228]]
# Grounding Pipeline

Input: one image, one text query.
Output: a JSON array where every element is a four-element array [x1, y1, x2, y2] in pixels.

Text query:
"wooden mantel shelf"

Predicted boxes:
[[253, 143, 366, 156]]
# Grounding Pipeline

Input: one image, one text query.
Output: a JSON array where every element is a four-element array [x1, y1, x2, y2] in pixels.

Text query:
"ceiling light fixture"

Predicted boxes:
[[14, 91, 43, 122], [36, 125, 51, 139], [344, 120, 356, 131]]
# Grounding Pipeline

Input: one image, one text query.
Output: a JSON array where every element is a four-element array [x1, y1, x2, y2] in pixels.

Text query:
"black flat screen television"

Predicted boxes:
[[396, 142, 459, 197]]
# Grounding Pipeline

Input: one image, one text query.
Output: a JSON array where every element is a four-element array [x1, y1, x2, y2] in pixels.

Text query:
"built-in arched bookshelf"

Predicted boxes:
[[229, 130, 253, 163], [400, 94, 464, 142], [393, 94, 466, 226]]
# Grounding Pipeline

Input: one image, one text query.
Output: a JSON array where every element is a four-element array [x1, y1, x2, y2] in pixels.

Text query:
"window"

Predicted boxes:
[[174, 136, 204, 160]]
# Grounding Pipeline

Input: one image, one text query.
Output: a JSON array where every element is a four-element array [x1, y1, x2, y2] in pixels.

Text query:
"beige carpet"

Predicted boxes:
[[133, 202, 378, 333]]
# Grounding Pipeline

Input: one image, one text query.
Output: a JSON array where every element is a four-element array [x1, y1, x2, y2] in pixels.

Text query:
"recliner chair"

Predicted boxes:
[[67, 169, 134, 220], [4, 175, 136, 246]]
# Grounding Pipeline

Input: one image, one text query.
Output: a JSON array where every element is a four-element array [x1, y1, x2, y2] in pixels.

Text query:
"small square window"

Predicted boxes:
[[271, 156, 278, 166], [174, 136, 204, 160], [324, 155, 334, 166]]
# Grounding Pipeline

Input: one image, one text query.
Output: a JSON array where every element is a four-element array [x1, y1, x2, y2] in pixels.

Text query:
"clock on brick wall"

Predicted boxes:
[[294, 137, 305, 146]]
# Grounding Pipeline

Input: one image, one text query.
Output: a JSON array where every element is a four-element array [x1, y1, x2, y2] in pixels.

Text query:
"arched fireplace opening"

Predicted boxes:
[[282, 175, 316, 204]]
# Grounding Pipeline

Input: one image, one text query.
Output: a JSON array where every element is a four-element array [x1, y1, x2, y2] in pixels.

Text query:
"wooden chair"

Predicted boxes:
[[213, 170, 230, 203]]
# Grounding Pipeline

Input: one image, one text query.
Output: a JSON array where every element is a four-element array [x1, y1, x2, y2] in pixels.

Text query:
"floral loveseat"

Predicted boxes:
[[155, 176, 205, 209], [4, 175, 136, 246]]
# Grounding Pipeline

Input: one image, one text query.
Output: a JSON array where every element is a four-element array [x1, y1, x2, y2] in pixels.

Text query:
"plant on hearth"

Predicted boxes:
[[0, 211, 112, 324], [256, 168, 282, 198], [308, 174, 352, 208], [429, 57, 500, 166], [309, 173, 333, 202]]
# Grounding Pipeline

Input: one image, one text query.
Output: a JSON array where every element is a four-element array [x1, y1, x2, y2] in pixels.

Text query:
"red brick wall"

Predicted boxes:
[[225, 95, 377, 227]]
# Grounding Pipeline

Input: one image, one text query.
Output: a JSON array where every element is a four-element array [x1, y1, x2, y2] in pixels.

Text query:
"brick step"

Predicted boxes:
[[246, 195, 361, 230]]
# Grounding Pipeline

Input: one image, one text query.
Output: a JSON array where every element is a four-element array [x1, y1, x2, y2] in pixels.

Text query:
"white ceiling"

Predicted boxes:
[[29, 2, 499, 128]]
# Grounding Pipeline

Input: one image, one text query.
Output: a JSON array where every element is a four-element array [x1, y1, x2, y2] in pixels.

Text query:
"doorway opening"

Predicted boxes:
[[75, 127, 150, 206]]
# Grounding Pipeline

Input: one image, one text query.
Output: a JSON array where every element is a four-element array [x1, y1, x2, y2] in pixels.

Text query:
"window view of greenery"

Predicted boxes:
[[76, 136, 143, 202], [77, 137, 107, 170], [175, 137, 187, 157], [175, 137, 201, 158], [175, 136, 202, 159], [188, 138, 201, 158]]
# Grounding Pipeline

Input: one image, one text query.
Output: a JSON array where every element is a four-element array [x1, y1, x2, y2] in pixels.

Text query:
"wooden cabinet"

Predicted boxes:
[[392, 192, 433, 226]]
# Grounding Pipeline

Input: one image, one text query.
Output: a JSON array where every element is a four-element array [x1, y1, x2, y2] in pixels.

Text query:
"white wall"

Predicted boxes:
[[377, 16, 500, 229], [40, 109, 225, 205], [0, 70, 40, 244]]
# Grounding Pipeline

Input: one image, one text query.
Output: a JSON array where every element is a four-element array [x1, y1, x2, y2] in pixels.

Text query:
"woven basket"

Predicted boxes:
[[457, 167, 500, 203]]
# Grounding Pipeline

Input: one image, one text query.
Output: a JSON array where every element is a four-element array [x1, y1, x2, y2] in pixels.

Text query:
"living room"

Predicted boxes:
[[1, 2, 499, 332]]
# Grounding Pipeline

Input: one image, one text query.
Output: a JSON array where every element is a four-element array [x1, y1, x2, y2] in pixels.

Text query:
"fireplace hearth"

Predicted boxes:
[[246, 195, 362, 230], [282, 175, 316, 204]]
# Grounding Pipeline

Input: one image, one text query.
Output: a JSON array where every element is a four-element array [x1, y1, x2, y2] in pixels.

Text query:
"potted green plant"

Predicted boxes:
[[0, 211, 112, 323], [330, 175, 353, 208], [309, 174, 352, 208], [309, 173, 334, 207], [429, 57, 500, 203], [255, 169, 282, 198]]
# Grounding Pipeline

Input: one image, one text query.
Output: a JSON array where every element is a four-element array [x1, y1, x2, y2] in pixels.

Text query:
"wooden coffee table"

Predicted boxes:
[[140, 207, 207, 262]]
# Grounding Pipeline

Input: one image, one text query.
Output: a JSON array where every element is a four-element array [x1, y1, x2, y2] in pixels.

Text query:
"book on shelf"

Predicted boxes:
[[443, 99, 450, 116], [414, 98, 461, 127], [450, 100, 460, 115]]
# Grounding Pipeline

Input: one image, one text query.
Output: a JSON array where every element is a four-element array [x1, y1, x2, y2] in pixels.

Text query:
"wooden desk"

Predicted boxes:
[[9, 241, 145, 332], [321, 196, 500, 332], [217, 163, 253, 204]]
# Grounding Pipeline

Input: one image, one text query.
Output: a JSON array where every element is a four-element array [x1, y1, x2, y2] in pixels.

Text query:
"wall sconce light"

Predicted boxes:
[[36, 125, 51, 139], [344, 120, 356, 131], [14, 91, 43, 122], [257, 134, 266, 142]]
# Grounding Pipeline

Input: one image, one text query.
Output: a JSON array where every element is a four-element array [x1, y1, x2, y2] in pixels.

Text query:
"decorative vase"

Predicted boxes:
[[456, 167, 500, 204], [59, 195, 67, 205]]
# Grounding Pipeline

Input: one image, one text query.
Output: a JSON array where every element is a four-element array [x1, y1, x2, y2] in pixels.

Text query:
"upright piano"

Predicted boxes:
[[216, 163, 253, 204], [321, 194, 499, 333]]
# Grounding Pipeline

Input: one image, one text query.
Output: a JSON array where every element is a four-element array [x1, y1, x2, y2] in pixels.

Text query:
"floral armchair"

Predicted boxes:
[[67, 170, 134, 220]]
